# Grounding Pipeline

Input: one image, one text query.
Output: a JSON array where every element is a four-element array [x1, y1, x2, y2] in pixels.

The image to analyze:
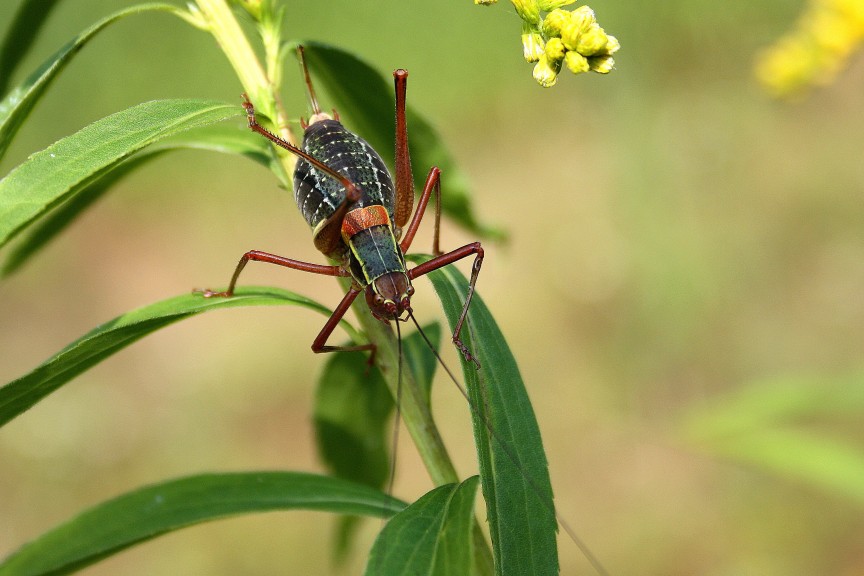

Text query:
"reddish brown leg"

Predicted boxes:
[[311, 287, 376, 355], [198, 250, 373, 355], [400, 167, 442, 256], [393, 70, 415, 230], [241, 94, 362, 203], [409, 242, 484, 368], [198, 250, 346, 298]]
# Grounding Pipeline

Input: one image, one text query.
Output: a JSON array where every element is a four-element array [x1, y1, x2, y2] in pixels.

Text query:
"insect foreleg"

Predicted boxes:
[[408, 242, 484, 368], [311, 287, 376, 355]]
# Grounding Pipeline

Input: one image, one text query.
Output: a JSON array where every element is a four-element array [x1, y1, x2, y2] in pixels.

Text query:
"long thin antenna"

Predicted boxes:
[[387, 319, 404, 502], [296, 45, 321, 117], [407, 313, 611, 576]]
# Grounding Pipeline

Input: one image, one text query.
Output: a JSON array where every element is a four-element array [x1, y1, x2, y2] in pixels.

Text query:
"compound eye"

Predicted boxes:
[[406, 285, 415, 297], [374, 294, 385, 307]]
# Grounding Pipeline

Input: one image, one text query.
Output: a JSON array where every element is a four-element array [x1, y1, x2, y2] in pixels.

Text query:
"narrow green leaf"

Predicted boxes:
[[0, 0, 63, 96], [409, 255, 560, 576], [0, 98, 242, 249], [0, 3, 188, 161], [0, 471, 405, 576], [300, 41, 503, 240], [1, 126, 273, 276], [0, 287, 360, 428], [695, 427, 864, 506], [682, 371, 864, 505], [681, 371, 864, 439], [365, 477, 479, 576], [314, 352, 394, 490]]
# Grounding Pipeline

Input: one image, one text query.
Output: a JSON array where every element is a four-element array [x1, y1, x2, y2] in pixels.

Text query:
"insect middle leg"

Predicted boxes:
[[198, 251, 373, 354]]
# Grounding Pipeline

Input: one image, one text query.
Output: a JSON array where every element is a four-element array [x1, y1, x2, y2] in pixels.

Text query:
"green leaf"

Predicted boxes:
[[0, 0, 63, 96], [300, 41, 503, 240], [694, 427, 864, 506], [682, 371, 864, 505], [0, 471, 405, 576], [1, 126, 273, 276], [0, 287, 360, 428], [409, 255, 560, 576], [314, 352, 394, 490], [0, 3, 188, 161], [365, 477, 479, 576], [0, 98, 242, 249]]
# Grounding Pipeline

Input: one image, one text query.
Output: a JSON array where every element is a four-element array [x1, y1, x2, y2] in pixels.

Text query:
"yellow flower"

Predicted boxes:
[[755, 0, 864, 98]]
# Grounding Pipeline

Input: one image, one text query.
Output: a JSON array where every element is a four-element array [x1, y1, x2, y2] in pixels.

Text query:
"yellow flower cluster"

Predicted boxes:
[[755, 0, 864, 98], [477, 0, 620, 87]]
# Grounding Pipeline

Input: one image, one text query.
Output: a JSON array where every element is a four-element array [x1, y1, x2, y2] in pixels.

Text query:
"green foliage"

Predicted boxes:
[[0, 99, 241, 249], [0, 1, 558, 575], [0, 472, 406, 576], [682, 371, 864, 505], [366, 477, 479, 576], [413, 255, 559, 576], [0, 287, 351, 428]]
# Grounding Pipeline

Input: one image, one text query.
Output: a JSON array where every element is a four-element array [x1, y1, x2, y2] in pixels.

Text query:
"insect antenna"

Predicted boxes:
[[296, 45, 322, 118], [387, 317, 405, 500], [406, 312, 611, 576]]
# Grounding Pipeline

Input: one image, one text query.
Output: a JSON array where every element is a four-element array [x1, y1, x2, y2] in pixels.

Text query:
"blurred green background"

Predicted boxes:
[[1, 0, 863, 574]]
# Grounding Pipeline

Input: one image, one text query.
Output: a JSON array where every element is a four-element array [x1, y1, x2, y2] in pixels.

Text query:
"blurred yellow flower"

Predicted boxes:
[[756, 0, 864, 98]]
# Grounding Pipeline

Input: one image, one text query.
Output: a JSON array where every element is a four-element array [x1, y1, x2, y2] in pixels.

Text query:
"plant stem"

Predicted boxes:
[[193, 0, 294, 181]]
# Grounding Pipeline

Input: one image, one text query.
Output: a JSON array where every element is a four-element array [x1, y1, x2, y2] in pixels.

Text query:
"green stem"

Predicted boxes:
[[193, 0, 294, 181]]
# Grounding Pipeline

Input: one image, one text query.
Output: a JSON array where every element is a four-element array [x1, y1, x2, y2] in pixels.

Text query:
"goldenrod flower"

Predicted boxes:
[[475, 0, 620, 86]]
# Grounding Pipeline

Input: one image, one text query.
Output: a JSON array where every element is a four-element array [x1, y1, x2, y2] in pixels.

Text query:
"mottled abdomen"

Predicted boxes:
[[293, 119, 395, 239]]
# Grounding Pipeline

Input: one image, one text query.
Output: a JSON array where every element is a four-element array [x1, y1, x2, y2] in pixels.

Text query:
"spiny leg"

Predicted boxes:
[[241, 94, 363, 204], [408, 242, 484, 368], [197, 252, 372, 355], [197, 250, 346, 298]]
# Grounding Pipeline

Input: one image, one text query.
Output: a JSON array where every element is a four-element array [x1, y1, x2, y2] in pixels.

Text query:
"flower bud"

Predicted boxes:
[[570, 5, 597, 32], [521, 22, 546, 62], [576, 24, 609, 56], [560, 7, 596, 50], [511, 0, 540, 25], [588, 55, 615, 73], [603, 34, 621, 55], [533, 54, 561, 87], [542, 8, 571, 37], [564, 50, 590, 74], [545, 37, 566, 62]]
